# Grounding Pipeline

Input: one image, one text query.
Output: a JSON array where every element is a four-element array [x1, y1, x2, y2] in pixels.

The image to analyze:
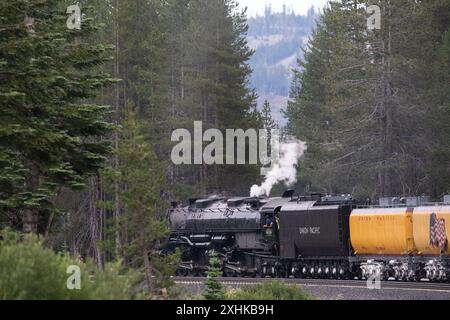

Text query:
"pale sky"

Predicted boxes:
[[238, 0, 329, 17]]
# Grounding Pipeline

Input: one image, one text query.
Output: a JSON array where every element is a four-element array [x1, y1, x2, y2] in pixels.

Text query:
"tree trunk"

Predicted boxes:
[[383, 0, 394, 196], [140, 226, 154, 294], [114, 0, 122, 257], [23, 162, 39, 233], [89, 176, 103, 269], [379, 0, 394, 197]]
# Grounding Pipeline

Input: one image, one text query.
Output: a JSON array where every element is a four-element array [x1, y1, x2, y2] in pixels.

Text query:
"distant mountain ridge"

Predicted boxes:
[[246, 7, 318, 125]]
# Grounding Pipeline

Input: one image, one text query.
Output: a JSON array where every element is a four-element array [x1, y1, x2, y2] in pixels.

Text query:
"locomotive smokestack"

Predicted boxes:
[[282, 190, 295, 198]]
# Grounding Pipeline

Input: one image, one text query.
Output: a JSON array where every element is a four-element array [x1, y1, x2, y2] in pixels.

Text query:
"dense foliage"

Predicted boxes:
[[101, 104, 179, 293], [286, 0, 450, 199], [0, 0, 115, 233], [0, 230, 141, 300]]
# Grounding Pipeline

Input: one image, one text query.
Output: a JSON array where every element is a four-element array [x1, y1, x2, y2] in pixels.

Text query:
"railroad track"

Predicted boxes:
[[174, 277, 450, 293]]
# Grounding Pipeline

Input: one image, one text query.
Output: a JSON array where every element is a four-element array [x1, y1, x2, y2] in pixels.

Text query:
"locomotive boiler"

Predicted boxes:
[[167, 193, 291, 277]]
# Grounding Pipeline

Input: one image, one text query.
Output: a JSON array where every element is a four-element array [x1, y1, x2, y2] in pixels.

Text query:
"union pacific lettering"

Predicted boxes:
[[357, 216, 397, 222], [299, 227, 321, 235]]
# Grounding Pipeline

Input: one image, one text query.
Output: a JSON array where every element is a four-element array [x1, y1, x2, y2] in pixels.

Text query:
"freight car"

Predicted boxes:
[[167, 192, 450, 282], [350, 205, 450, 282]]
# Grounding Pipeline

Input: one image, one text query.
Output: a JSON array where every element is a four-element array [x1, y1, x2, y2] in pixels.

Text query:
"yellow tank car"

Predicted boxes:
[[412, 206, 450, 255], [350, 208, 416, 255]]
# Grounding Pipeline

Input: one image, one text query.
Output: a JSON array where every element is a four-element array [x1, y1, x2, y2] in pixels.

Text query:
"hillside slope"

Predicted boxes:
[[247, 7, 318, 124]]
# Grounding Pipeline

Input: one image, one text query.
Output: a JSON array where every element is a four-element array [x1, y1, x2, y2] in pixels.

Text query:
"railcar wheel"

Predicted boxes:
[[337, 267, 345, 280], [331, 266, 338, 279], [223, 270, 235, 278], [177, 268, 190, 277], [194, 269, 206, 277]]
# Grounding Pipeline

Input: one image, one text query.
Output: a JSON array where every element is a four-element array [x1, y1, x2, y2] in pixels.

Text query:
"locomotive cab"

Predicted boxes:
[[263, 209, 281, 235], [261, 201, 288, 256], [263, 213, 274, 235]]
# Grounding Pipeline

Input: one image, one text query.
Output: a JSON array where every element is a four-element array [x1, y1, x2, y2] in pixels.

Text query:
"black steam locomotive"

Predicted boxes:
[[167, 191, 357, 279]]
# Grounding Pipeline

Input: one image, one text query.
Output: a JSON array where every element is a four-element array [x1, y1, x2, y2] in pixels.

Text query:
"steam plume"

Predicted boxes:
[[250, 139, 307, 197]]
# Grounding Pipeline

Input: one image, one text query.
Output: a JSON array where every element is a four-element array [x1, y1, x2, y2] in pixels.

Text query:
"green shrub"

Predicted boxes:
[[0, 230, 142, 300], [225, 281, 312, 300]]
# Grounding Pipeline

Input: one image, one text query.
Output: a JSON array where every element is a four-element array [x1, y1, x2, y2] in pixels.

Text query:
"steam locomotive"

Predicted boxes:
[[167, 191, 450, 282]]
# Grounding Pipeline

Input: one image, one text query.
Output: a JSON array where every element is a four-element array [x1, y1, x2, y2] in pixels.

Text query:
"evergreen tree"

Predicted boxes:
[[204, 250, 225, 300], [0, 0, 115, 233], [261, 100, 277, 131], [180, 0, 261, 195], [108, 103, 174, 295], [422, 0, 450, 196]]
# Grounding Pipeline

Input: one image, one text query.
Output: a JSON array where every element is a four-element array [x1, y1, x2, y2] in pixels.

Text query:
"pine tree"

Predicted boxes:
[[110, 103, 174, 295], [204, 250, 225, 300], [180, 0, 261, 195], [261, 100, 277, 131], [422, 0, 450, 196], [0, 0, 115, 233]]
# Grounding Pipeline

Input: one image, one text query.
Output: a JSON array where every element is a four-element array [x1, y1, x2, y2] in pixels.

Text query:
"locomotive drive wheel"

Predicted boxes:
[[176, 268, 188, 277], [193, 269, 206, 277], [223, 269, 236, 278]]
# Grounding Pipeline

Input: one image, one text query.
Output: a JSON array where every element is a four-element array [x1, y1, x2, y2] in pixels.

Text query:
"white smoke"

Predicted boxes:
[[250, 139, 307, 197]]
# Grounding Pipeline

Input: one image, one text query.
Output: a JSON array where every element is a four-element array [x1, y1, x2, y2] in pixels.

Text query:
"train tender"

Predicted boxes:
[[167, 192, 450, 282]]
